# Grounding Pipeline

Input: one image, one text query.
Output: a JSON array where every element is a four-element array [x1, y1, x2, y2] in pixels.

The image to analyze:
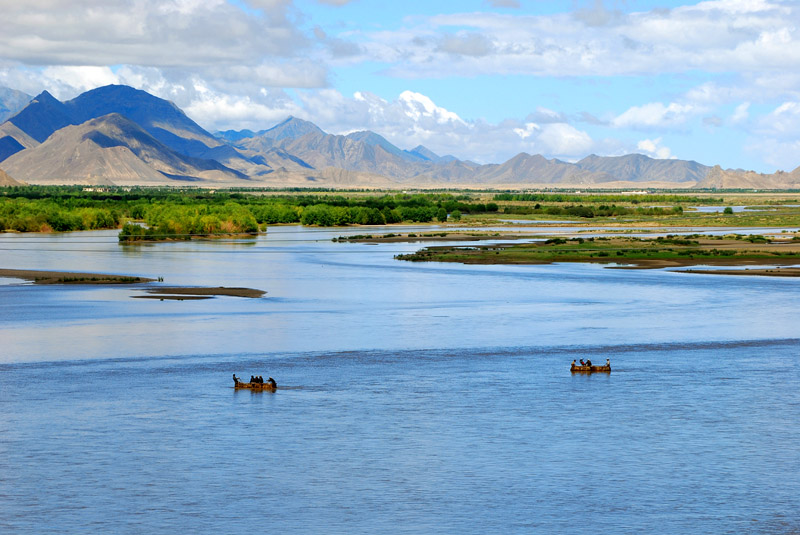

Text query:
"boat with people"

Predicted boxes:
[[570, 359, 611, 373], [233, 374, 277, 391]]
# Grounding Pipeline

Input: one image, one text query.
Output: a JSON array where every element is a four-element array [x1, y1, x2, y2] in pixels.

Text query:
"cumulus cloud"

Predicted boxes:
[[759, 101, 800, 136], [437, 33, 496, 57], [731, 102, 750, 123], [361, 0, 798, 78], [537, 123, 594, 156], [744, 100, 800, 169], [184, 82, 304, 131], [0, 0, 320, 92], [612, 102, 698, 129], [0, 0, 308, 65], [637, 137, 674, 159]]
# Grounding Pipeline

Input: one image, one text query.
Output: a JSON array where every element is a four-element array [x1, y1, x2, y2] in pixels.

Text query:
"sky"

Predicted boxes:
[[1, 0, 799, 172]]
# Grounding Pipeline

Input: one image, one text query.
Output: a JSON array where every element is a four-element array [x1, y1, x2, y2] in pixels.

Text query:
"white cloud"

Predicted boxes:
[[746, 138, 800, 172], [41, 66, 118, 93], [397, 91, 465, 124], [0, 0, 315, 84], [613, 102, 698, 129], [752, 101, 800, 141], [357, 0, 798, 78], [731, 102, 750, 123], [537, 123, 594, 156], [513, 123, 539, 139], [437, 33, 496, 57], [731, 100, 800, 170], [637, 138, 674, 159], [185, 91, 303, 131]]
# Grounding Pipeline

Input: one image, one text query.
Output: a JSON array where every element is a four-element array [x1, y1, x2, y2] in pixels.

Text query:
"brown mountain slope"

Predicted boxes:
[[3, 114, 248, 185], [694, 165, 800, 189], [576, 153, 709, 182], [0, 167, 25, 186], [277, 132, 434, 179], [472, 153, 606, 184]]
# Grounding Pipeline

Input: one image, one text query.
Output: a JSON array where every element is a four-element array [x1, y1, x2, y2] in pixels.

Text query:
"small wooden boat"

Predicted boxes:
[[233, 374, 277, 390], [570, 359, 611, 373]]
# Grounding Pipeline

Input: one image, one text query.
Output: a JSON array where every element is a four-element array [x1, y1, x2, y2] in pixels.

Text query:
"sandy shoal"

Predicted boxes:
[[0, 268, 154, 284]]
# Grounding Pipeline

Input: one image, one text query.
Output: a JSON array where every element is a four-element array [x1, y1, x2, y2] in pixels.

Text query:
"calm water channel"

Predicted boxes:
[[1, 226, 799, 534]]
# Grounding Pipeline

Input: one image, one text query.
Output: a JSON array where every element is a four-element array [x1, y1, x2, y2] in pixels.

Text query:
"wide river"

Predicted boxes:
[[1, 226, 799, 534]]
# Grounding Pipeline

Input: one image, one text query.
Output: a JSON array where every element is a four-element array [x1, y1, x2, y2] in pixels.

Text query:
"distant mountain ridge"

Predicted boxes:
[[0, 83, 796, 188], [1, 85, 272, 179], [0, 87, 32, 123], [2, 113, 247, 185]]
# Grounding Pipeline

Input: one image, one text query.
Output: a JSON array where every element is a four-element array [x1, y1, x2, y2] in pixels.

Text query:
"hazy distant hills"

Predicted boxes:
[[0, 87, 32, 123], [575, 154, 710, 183], [695, 165, 800, 189], [0, 83, 797, 188]]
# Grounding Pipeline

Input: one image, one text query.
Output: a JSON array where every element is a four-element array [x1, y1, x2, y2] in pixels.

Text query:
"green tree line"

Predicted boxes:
[[0, 187, 502, 237]]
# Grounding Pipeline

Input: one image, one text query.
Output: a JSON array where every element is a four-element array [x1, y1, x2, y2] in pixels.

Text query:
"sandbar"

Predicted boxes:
[[135, 287, 266, 298], [0, 268, 154, 284]]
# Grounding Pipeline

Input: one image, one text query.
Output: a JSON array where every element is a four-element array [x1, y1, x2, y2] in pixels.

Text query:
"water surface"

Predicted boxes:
[[1, 227, 798, 534]]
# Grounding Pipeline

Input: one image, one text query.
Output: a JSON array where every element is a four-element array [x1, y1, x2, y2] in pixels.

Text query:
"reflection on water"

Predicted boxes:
[[1, 227, 799, 534]]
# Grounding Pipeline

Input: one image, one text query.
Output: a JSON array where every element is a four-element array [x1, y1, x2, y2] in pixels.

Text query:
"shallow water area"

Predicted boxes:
[[0, 276, 29, 285], [1, 226, 799, 534]]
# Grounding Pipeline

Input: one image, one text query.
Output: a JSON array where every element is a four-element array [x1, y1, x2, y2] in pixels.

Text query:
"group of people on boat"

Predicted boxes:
[[233, 374, 277, 388], [250, 375, 276, 387], [572, 358, 611, 368]]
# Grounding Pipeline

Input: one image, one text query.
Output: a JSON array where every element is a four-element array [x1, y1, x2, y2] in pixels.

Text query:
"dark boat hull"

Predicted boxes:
[[570, 364, 611, 373], [234, 382, 276, 391], [233, 374, 276, 390]]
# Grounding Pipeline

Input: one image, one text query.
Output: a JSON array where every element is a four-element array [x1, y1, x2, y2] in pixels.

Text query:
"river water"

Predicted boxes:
[[1, 226, 799, 534]]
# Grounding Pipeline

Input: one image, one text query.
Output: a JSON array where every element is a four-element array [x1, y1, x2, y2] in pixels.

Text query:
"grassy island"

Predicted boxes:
[[395, 234, 800, 273]]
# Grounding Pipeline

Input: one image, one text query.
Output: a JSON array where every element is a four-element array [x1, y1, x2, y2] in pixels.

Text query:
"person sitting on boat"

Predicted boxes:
[[579, 359, 585, 366], [586, 359, 592, 367], [268, 377, 277, 388], [250, 375, 255, 384], [258, 376, 264, 384]]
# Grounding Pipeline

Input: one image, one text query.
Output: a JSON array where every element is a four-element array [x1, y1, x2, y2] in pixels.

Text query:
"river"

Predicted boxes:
[[1, 226, 798, 534]]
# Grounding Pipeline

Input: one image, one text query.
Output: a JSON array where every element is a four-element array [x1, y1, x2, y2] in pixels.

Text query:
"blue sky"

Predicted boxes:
[[1, 0, 799, 172]]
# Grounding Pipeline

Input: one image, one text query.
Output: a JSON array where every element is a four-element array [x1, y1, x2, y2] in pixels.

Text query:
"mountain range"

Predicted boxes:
[[0, 84, 798, 189]]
